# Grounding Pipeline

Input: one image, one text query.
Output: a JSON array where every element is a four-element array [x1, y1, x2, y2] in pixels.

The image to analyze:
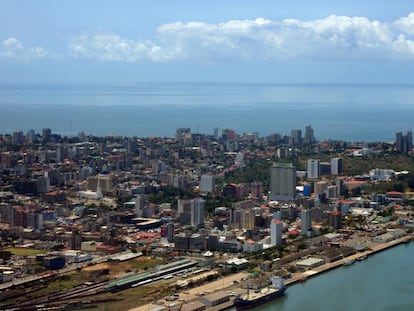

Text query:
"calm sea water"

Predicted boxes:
[[1, 83, 414, 141], [229, 242, 414, 311]]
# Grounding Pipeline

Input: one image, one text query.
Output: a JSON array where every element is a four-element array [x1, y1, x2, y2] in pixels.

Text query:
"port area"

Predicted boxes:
[[130, 272, 245, 311], [285, 234, 413, 286], [131, 234, 413, 311]]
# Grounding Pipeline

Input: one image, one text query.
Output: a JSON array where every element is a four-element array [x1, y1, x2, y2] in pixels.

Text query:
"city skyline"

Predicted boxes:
[[1, 1, 414, 85]]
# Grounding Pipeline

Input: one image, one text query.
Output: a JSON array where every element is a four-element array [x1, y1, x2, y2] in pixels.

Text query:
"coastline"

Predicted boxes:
[[284, 233, 413, 288], [131, 233, 413, 311]]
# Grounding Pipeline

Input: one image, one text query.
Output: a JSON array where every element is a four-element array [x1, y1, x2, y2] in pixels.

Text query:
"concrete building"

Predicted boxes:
[[191, 198, 205, 228], [271, 219, 283, 246], [290, 129, 302, 145], [243, 239, 263, 253], [307, 159, 320, 179], [250, 181, 263, 201], [331, 158, 343, 175], [269, 163, 297, 201], [304, 125, 315, 144], [200, 174, 215, 194], [301, 209, 312, 236], [396, 131, 412, 154], [328, 211, 342, 230]]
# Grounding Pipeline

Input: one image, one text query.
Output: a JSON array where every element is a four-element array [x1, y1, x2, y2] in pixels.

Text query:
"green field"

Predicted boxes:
[[4, 247, 47, 256]]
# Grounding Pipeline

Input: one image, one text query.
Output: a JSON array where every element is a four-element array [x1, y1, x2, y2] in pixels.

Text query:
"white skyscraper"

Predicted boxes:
[[271, 219, 283, 246], [307, 159, 320, 179], [331, 158, 343, 175], [269, 163, 297, 201]]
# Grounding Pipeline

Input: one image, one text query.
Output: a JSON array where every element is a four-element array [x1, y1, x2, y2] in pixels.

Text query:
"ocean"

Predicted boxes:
[[229, 242, 414, 311], [0, 83, 414, 141]]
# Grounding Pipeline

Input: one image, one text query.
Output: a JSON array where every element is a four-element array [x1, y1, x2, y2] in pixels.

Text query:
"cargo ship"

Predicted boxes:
[[234, 276, 286, 310]]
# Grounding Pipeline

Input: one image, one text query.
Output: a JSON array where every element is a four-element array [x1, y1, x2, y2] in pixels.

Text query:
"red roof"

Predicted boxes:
[[386, 191, 403, 195]]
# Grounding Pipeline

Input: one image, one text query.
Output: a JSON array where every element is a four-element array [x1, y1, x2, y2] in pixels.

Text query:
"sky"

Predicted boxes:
[[1, 0, 414, 85]]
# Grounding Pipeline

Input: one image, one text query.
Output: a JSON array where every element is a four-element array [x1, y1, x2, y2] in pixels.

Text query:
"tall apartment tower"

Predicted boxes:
[[396, 131, 413, 154], [191, 198, 205, 228], [269, 163, 297, 201], [271, 219, 283, 246], [307, 159, 320, 179], [200, 174, 215, 194], [71, 229, 83, 250], [301, 209, 312, 236], [331, 158, 343, 175], [290, 129, 302, 145], [250, 181, 263, 201], [304, 125, 315, 144]]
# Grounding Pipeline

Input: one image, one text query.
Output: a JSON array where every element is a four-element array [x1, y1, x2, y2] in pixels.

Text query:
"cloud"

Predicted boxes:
[[0, 37, 60, 60], [68, 13, 414, 63], [6, 13, 414, 63], [68, 33, 174, 62]]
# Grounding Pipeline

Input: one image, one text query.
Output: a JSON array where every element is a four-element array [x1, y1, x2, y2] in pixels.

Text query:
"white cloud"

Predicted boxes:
[[6, 13, 414, 63], [0, 37, 59, 60], [68, 13, 414, 63], [69, 33, 175, 62], [395, 12, 414, 35], [2, 37, 24, 50]]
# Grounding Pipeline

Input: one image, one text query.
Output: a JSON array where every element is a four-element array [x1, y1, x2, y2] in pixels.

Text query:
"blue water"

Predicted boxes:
[[228, 242, 414, 311], [1, 83, 414, 141]]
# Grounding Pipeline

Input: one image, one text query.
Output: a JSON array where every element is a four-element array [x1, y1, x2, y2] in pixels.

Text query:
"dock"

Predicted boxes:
[[129, 234, 412, 311]]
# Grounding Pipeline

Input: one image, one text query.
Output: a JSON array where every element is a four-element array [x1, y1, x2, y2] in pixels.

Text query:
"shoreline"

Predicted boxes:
[[285, 233, 413, 287], [131, 234, 413, 311]]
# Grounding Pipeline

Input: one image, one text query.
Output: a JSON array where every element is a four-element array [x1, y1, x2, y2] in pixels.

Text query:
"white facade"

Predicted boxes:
[[269, 163, 297, 201], [331, 158, 343, 175], [271, 219, 283, 246], [307, 159, 320, 179]]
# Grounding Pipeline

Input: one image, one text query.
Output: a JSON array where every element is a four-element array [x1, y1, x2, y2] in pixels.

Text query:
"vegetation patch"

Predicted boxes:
[[4, 247, 46, 256]]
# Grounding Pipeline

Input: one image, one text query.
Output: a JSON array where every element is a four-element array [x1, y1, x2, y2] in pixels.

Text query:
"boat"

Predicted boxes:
[[356, 255, 368, 261], [343, 259, 355, 266], [234, 276, 286, 310]]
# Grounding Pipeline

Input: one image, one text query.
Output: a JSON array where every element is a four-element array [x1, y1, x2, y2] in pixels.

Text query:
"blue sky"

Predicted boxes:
[[1, 0, 414, 84]]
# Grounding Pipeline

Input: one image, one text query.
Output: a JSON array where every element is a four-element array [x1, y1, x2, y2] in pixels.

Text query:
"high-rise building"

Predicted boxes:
[[307, 159, 320, 179], [200, 174, 215, 194], [42, 128, 52, 143], [396, 131, 413, 154], [304, 125, 315, 144], [27, 129, 35, 143], [271, 219, 283, 246], [167, 222, 175, 243], [191, 198, 205, 228], [301, 209, 312, 236], [71, 229, 83, 250], [290, 129, 302, 145], [213, 128, 220, 140], [250, 181, 263, 201], [161, 222, 175, 243], [331, 158, 343, 175], [269, 163, 297, 201], [241, 209, 255, 230], [176, 128, 191, 145], [328, 211, 342, 230], [135, 194, 149, 217]]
